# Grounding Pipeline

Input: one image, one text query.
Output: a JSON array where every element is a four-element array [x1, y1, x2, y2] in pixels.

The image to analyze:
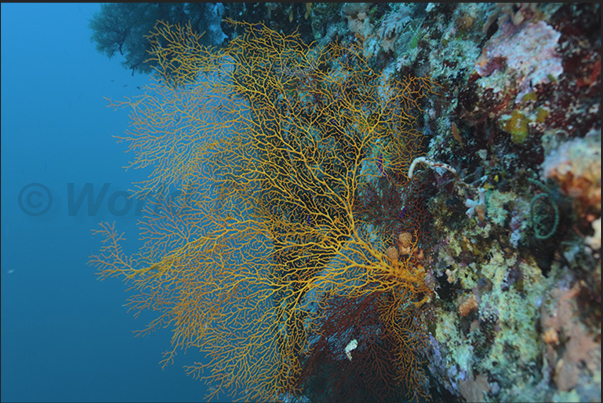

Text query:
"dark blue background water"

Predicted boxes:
[[1, 4, 207, 401]]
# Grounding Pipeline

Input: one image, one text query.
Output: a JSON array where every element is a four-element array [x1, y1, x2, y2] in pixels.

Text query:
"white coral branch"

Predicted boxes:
[[408, 156, 458, 179], [344, 339, 358, 361]]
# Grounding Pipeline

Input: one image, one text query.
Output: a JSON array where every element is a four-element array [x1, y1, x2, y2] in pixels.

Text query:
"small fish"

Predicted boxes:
[[451, 123, 464, 147], [305, 3, 312, 19], [376, 154, 387, 177], [398, 206, 408, 220]]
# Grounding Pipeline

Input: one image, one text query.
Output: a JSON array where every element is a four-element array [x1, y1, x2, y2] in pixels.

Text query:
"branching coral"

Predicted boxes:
[[295, 286, 430, 403], [91, 19, 436, 402], [354, 173, 432, 247]]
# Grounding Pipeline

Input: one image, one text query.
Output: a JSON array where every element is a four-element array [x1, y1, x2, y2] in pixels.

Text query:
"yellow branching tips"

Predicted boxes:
[[91, 19, 437, 402]]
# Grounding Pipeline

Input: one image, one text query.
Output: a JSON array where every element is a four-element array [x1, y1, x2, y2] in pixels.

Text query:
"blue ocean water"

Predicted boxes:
[[1, 4, 207, 401]]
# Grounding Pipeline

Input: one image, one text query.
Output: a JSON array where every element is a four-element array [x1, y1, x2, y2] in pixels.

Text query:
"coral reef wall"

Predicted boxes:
[[243, 3, 600, 402]]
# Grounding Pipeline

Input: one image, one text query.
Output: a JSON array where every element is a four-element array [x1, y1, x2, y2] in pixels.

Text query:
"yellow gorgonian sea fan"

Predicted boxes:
[[91, 18, 437, 402]]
